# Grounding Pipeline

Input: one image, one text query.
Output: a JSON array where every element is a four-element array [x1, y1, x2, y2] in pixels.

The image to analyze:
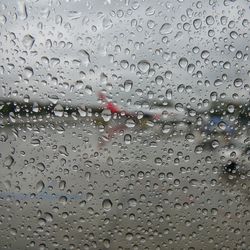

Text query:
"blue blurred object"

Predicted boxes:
[[205, 115, 236, 135]]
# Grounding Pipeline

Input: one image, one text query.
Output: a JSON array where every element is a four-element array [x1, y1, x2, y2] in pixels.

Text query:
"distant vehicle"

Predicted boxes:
[[194, 100, 250, 187]]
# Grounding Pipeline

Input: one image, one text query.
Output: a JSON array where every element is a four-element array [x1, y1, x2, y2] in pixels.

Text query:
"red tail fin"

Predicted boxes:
[[98, 92, 120, 114]]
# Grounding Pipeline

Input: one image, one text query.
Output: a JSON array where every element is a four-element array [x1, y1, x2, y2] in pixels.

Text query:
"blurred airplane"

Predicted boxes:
[[97, 91, 191, 147]]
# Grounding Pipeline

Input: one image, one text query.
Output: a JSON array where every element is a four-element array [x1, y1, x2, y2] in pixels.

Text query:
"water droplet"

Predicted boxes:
[[214, 79, 223, 86], [22, 35, 35, 49], [137, 60, 150, 73], [17, 0, 27, 20], [24, 67, 33, 78], [102, 17, 113, 29], [3, 156, 14, 168], [107, 156, 113, 166], [79, 50, 90, 66], [206, 16, 215, 25], [101, 109, 112, 122], [178, 57, 188, 69], [3, 180, 11, 190], [155, 75, 164, 85], [102, 199, 112, 211], [48, 95, 59, 104], [59, 196, 67, 205], [201, 50, 210, 59], [165, 70, 172, 80], [124, 80, 133, 92], [85, 85, 93, 95], [37, 162, 45, 172], [166, 89, 172, 100], [103, 239, 110, 249], [125, 119, 136, 128], [218, 121, 227, 130], [53, 104, 64, 117], [59, 145, 69, 156], [189, 179, 199, 187], [36, 180, 45, 193], [120, 60, 129, 69], [227, 104, 235, 113], [159, 23, 173, 35], [59, 180, 66, 190], [0, 15, 7, 25], [128, 198, 137, 207], [145, 6, 155, 16], [193, 18, 202, 29], [124, 134, 132, 144], [10, 228, 17, 236], [234, 78, 243, 87]]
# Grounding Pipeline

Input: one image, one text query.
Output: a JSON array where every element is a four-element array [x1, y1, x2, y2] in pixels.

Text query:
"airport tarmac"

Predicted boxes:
[[0, 116, 249, 250]]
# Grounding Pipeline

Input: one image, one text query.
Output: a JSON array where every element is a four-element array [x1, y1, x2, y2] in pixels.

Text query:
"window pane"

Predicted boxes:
[[0, 0, 250, 249]]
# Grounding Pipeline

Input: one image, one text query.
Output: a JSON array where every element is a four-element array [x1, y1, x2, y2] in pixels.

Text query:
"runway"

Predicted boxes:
[[0, 116, 249, 249]]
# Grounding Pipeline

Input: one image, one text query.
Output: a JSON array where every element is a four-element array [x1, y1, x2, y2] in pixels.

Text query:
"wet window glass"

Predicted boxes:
[[0, 0, 250, 249]]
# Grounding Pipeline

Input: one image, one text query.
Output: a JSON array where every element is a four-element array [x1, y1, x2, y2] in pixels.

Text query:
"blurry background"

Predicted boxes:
[[0, 0, 250, 249]]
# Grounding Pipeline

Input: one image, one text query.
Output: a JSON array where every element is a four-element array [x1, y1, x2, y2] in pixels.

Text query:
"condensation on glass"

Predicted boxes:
[[0, 0, 250, 249]]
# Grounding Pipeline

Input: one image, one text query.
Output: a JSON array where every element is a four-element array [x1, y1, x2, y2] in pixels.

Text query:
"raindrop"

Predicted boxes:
[[3, 156, 14, 168], [36, 180, 45, 193], [53, 104, 64, 117], [79, 50, 90, 66], [145, 6, 155, 16], [137, 60, 150, 73], [124, 134, 132, 144], [164, 71, 172, 80], [125, 119, 136, 128], [166, 89, 172, 100], [22, 35, 35, 49], [124, 80, 133, 92], [234, 78, 243, 87], [24, 67, 33, 78], [17, 0, 27, 20], [85, 85, 93, 95], [59, 145, 69, 156], [37, 163, 45, 172], [155, 75, 164, 85], [59, 180, 66, 190], [178, 57, 188, 69], [103, 239, 110, 249], [201, 50, 210, 59], [214, 79, 223, 86], [107, 156, 113, 166], [102, 17, 113, 29], [102, 199, 112, 211], [128, 198, 137, 207], [193, 19, 202, 29], [101, 109, 112, 122], [218, 121, 227, 130], [206, 16, 215, 25], [159, 23, 173, 35]]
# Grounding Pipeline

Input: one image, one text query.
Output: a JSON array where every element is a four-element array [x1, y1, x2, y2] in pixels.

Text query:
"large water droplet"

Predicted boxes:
[[234, 78, 243, 87], [124, 80, 133, 92], [36, 180, 45, 193], [79, 50, 90, 66], [159, 23, 173, 35], [3, 156, 14, 168], [53, 104, 64, 117], [22, 35, 35, 49], [102, 199, 112, 211], [137, 60, 150, 73], [24, 67, 34, 78], [17, 0, 27, 20], [178, 57, 188, 69]]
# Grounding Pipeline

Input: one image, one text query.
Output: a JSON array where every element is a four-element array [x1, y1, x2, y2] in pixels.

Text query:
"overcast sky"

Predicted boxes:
[[0, 0, 250, 110]]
